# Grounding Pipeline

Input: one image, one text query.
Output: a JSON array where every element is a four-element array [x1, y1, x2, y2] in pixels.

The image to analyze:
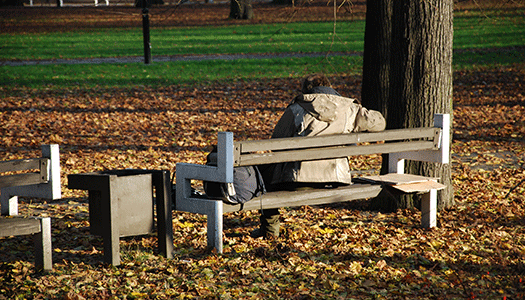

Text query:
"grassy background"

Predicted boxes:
[[1, 9, 524, 91], [0, 21, 366, 60], [1, 56, 364, 90], [1, 12, 523, 60]]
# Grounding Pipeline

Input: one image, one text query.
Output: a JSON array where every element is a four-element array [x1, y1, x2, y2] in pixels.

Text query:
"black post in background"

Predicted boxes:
[[142, 0, 151, 65]]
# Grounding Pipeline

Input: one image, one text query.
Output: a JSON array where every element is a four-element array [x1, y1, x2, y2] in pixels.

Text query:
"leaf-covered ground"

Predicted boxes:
[[1, 67, 524, 299], [1, 1, 525, 299]]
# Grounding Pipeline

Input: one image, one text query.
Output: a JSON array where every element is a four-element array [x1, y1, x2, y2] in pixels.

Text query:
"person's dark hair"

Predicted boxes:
[[301, 74, 331, 94]]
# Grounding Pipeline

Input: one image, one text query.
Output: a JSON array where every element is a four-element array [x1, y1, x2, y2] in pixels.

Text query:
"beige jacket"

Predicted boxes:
[[268, 93, 386, 185]]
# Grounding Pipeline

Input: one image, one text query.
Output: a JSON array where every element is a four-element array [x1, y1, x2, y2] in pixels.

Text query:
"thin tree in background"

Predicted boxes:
[[230, 0, 254, 19]]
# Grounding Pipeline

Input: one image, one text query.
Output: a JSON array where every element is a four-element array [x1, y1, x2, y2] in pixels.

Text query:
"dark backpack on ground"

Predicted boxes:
[[203, 146, 266, 204]]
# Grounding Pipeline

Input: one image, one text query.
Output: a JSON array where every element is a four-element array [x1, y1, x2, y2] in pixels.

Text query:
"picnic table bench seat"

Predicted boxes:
[[175, 114, 450, 253]]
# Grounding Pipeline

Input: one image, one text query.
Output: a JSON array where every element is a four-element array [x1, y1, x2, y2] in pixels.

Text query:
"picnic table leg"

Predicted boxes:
[[34, 217, 52, 271], [421, 189, 437, 228], [207, 201, 223, 254]]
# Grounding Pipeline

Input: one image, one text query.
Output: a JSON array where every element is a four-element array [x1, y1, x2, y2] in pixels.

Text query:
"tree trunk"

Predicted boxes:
[[230, 0, 254, 20], [361, 0, 392, 116], [361, 0, 394, 210], [362, 0, 454, 211]]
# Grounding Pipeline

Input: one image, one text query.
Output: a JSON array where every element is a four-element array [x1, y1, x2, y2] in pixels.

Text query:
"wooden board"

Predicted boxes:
[[360, 173, 439, 185], [390, 180, 446, 193], [222, 183, 383, 212], [359, 173, 445, 193], [0, 217, 42, 237]]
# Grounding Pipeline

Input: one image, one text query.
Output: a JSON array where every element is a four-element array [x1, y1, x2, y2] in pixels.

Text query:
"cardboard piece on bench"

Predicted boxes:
[[360, 173, 446, 193], [389, 180, 446, 193]]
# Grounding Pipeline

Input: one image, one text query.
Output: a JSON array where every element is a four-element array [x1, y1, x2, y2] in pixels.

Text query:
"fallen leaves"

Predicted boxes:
[[1, 67, 524, 298], [1, 16, 525, 299]]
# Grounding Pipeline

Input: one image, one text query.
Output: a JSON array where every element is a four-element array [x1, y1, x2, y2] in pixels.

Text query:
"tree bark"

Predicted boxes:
[[361, 0, 392, 116], [362, 0, 454, 211], [230, 0, 254, 20]]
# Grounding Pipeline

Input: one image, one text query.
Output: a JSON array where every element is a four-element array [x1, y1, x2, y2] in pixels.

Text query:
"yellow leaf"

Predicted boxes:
[[318, 227, 334, 234], [130, 292, 147, 297], [177, 221, 194, 228]]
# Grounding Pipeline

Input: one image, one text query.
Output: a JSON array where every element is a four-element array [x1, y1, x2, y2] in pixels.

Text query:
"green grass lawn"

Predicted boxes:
[[2, 11, 523, 61], [0, 21, 366, 60], [0, 55, 363, 90], [1, 9, 523, 91]]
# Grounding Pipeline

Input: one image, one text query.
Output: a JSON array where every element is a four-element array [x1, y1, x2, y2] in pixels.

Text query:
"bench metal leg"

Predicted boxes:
[[1, 195, 18, 216], [421, 189, 437, 228], [153, 171, 174, 259], [34, 217, 52, 271], [207, 201, 223, 254]]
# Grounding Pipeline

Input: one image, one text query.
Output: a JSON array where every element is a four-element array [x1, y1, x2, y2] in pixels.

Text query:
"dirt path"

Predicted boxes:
[[0, 51, 357, 66]]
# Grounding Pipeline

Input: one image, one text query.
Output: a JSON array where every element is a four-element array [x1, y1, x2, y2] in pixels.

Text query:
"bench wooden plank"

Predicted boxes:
[[361, 173, 439, 185], [0, 158, 49, 188], [391, 181, 446, 193], [0, 158, 42, 173], [0, 173, 47, 189], [236, 140, 436, 166], [237, 127, 439, 153], [1, 145, 60, 216], [359, 173, 447, 193], [223, 183, 383, 212], [0, 217, 42, 236], [0, 217, 53, 271]]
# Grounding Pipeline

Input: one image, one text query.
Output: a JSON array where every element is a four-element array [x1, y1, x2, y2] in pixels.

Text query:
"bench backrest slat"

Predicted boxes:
[[0, 158, 49, 188], [233, 127, 440, 167], [0, 173, 47, 189], [235, 127, 439, 154], [236, 140, 436, 166], [0, 158, 44, 173]]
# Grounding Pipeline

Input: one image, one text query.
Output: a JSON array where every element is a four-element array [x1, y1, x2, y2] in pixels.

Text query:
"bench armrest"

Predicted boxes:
[[388, 114, 450, 173], [175, 132, 235, 211]]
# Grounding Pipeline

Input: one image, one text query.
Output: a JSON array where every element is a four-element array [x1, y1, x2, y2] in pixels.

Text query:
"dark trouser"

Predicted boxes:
[[260, 208, 280, 237], [259, 182, 348, 237]]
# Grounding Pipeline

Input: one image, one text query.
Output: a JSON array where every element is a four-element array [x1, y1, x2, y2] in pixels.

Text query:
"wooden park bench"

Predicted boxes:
[[0, 144, 61, 270], [175, 114, 450, 254], [1, 144, 61, 216]]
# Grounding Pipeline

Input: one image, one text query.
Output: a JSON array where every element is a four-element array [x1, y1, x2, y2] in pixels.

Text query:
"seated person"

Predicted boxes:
[[255, 74, 386, 239]]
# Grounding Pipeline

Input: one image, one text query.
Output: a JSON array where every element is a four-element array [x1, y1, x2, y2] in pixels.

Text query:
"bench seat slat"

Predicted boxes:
[[237, 140, 436, 166], [223, 183, 383, 212], [0, 217, 42, 237], [237, 127, 438, 153]]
